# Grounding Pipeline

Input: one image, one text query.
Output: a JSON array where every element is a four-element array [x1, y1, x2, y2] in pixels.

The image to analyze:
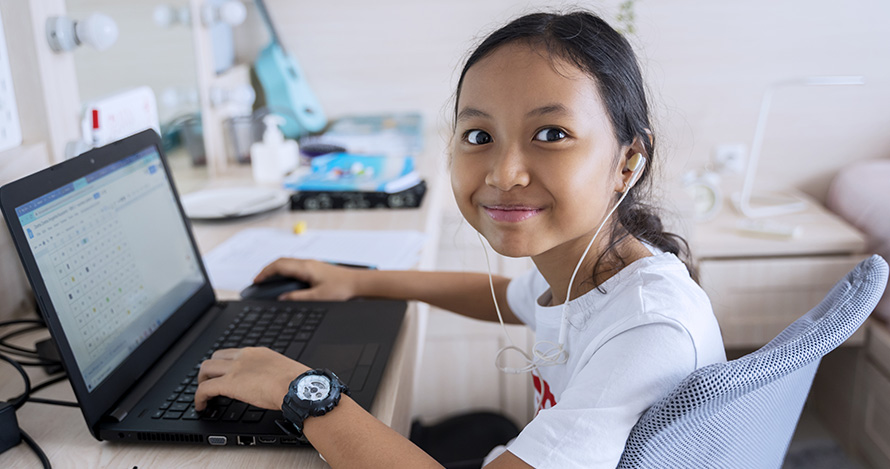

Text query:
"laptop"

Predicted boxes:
[[0, 129, 406, 446]]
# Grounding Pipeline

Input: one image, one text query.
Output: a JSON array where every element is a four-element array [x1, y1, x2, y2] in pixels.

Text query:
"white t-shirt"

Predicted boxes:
[[493, 252, 726, 468]]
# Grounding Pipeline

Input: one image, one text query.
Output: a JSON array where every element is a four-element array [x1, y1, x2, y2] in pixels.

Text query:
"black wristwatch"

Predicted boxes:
[[281, 368, 349, 435]]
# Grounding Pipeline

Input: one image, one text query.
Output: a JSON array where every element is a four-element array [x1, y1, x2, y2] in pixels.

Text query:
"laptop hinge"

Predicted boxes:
[[106, 303, 224, 422]]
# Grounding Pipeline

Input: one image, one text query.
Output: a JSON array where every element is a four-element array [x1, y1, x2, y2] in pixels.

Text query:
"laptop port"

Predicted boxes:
[[208, 435, 227, 446], [257, 436, 277, 445], [279, 437, 299, 445], [237, 435, 256, 446]]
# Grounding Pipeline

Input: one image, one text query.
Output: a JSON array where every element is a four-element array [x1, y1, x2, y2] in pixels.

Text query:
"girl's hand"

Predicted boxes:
[[195, 347, 309, 411], [254, 258, 363, 301]]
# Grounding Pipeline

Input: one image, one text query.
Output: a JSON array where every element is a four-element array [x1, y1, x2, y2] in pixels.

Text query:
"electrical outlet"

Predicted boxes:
[[713, 143, 747, 174]]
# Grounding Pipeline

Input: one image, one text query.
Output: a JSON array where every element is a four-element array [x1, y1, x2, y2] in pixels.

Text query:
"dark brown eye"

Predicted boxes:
[[534, 128, 566, 142], [466, 130, 492, 145]]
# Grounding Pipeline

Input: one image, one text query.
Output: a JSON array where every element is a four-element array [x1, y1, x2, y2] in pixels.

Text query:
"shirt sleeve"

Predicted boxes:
[[504, 318, 697, 469], [506, 268, 546, 330]]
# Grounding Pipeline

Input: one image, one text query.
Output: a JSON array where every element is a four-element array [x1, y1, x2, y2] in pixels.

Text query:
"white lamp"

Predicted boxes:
[[734, 75, 865, 218], [46, 13, 119, 52]]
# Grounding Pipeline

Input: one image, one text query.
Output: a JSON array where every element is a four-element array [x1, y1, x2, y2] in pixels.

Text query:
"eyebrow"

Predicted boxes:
[[525, 104, 570, 118], [456, 104, 571, 122], [456, 107, 491, 122]]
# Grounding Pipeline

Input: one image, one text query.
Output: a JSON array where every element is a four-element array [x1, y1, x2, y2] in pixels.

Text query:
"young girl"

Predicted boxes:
[[195, 11, 726, 468]]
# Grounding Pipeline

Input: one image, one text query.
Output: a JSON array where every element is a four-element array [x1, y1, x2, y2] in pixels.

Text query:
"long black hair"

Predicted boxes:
[[454, 11, 697, 286]]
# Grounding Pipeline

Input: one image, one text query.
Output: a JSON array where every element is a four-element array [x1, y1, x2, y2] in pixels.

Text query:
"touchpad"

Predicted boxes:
[[301, 344, 362, 383]]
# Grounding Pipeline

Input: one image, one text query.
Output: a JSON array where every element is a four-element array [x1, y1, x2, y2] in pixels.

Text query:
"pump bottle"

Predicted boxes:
[[251, 114, 299, 184]]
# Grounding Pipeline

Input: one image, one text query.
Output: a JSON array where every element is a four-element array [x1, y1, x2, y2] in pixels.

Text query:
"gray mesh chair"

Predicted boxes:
[[617, 255, 889, 469]]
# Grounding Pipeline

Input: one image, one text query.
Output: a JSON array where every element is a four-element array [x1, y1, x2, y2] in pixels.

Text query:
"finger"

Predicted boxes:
[[254, 258, 301, 283], [198, 358, 231, 383], [194, 377, 230, 411], [278, 288, 319, 301], [211, 348, 241, 360]]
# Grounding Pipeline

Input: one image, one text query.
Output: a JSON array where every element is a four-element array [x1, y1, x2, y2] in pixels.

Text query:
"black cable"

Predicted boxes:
[[26, 397, 78, 407], [0, 353, 30, 410], [11, 359, 63, 368], [1, 352, 52, 469], [0, 343, 40, 358], [0, 324, 47, 353], [30, 375, 68, 395], [20, 429, 51, 469], [0, 319, 45, 328]]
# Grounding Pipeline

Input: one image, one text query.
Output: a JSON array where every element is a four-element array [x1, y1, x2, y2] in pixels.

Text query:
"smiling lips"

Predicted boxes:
[[483, 205, 543, 222]]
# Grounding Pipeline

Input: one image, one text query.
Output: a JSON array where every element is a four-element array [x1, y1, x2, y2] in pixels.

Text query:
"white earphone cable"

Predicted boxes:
[[480, 154, 645, 375]]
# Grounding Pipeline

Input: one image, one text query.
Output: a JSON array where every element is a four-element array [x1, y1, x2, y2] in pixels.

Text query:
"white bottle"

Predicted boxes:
[[251, 114, 299, 184]]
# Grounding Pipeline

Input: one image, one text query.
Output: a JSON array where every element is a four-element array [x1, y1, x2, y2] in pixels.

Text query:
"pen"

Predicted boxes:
[[327, 261, 376, 270]]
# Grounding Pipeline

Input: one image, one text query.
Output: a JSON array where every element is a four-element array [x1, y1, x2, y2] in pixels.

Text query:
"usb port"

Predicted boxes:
[[237, 435, 256, 446], [279, 437, 299, 445]]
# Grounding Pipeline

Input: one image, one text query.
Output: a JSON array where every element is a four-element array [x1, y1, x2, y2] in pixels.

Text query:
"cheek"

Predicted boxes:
[[449, 156, 478, 201], [450, 157, 486, 226]]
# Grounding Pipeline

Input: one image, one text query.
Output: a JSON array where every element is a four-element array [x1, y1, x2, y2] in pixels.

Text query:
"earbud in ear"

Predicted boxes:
[[623, 153, 646, 193]]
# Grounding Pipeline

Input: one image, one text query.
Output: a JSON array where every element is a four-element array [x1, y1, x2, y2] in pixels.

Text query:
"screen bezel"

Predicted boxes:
[[0, 130, 216, 437]]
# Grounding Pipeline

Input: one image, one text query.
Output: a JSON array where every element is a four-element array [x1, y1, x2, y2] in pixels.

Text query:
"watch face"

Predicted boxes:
[[295, 374, 332, 401]]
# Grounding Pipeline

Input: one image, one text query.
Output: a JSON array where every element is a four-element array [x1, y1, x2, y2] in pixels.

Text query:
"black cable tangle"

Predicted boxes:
[[20, 429, 51, 469], [0, 353, 31, 410], [0, 319, 46, 328], [0, 324, 48, 347], [29, 375, 68, 395], [26, 397, 78, 407], [1, 352, 53, 468]]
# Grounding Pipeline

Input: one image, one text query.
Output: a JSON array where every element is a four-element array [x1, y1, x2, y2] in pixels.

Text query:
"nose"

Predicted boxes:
[[485, 143, 530, 191]]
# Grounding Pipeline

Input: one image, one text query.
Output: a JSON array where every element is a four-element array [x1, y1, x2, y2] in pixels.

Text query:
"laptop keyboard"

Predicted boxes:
[[150, 305, 325, 421]]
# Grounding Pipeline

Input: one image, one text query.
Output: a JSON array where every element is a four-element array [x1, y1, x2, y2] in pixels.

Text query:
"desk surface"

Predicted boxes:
[[692, 191, 867, 259], [0, 150, 445, 468]]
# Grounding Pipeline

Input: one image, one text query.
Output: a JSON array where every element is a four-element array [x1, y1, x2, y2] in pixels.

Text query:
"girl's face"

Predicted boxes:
[[451, 42, 629, 260]]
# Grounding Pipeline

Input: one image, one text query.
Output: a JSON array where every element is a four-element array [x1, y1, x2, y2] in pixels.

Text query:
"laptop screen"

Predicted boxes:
[[13, 146, 204, 392]]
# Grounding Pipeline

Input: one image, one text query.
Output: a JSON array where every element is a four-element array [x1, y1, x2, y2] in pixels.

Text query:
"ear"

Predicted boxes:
[[614, 136, 649, 193]]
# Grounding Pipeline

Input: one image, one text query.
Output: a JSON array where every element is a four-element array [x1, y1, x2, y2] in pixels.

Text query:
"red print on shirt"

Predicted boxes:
[[533, 373, 557, 413]]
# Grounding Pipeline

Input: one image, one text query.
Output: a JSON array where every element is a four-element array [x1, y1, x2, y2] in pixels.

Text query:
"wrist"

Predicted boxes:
[[351, 268, 375, 298], [281, 368, 349, 434], [276, 363, 310, 408]]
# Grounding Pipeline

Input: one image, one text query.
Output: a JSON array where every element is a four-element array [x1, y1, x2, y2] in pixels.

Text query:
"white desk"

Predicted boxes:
[[0, 151, 445, 468]]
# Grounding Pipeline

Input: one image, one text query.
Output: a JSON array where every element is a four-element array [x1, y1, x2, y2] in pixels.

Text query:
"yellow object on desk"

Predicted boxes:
[[293, 220, 307, 234]]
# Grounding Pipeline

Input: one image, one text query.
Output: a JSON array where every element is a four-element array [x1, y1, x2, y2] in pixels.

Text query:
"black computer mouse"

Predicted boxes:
[[300, 143, 347, 158], [240, 274, 311, 300]]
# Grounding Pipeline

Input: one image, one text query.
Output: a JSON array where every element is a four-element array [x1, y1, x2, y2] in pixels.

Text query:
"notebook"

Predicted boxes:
[[0, 129, 406, 446]]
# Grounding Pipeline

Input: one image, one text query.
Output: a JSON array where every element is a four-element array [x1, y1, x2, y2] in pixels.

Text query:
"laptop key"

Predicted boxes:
[[177, 393, 194, 403], [163, 410, 184, 419], [222, 402, 247, 421], [150, 410, 165, 419], [159, 401, 172, 410], [170, 402, 189, 412], [210, 396, 233, 406], [201, 407, 223, 421], [284, 341, 306, 359], [182, 408, 200, 420], [242, 411, 264, 422]]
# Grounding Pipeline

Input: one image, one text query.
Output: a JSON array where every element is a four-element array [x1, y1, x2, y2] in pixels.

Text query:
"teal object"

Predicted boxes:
[[285, 153, 417, 192], [253, 0, 327, 138]]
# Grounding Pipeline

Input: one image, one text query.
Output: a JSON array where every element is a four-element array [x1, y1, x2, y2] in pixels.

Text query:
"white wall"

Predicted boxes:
[[233, 0, 890, 201], [67, 0, 890, 200]]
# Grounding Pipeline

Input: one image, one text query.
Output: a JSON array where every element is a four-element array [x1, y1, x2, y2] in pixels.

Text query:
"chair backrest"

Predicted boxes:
[[617, 255, 889, 469]]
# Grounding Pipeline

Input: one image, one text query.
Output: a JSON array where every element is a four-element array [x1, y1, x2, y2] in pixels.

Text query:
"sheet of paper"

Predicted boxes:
[[203, 227, 427, 291]]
